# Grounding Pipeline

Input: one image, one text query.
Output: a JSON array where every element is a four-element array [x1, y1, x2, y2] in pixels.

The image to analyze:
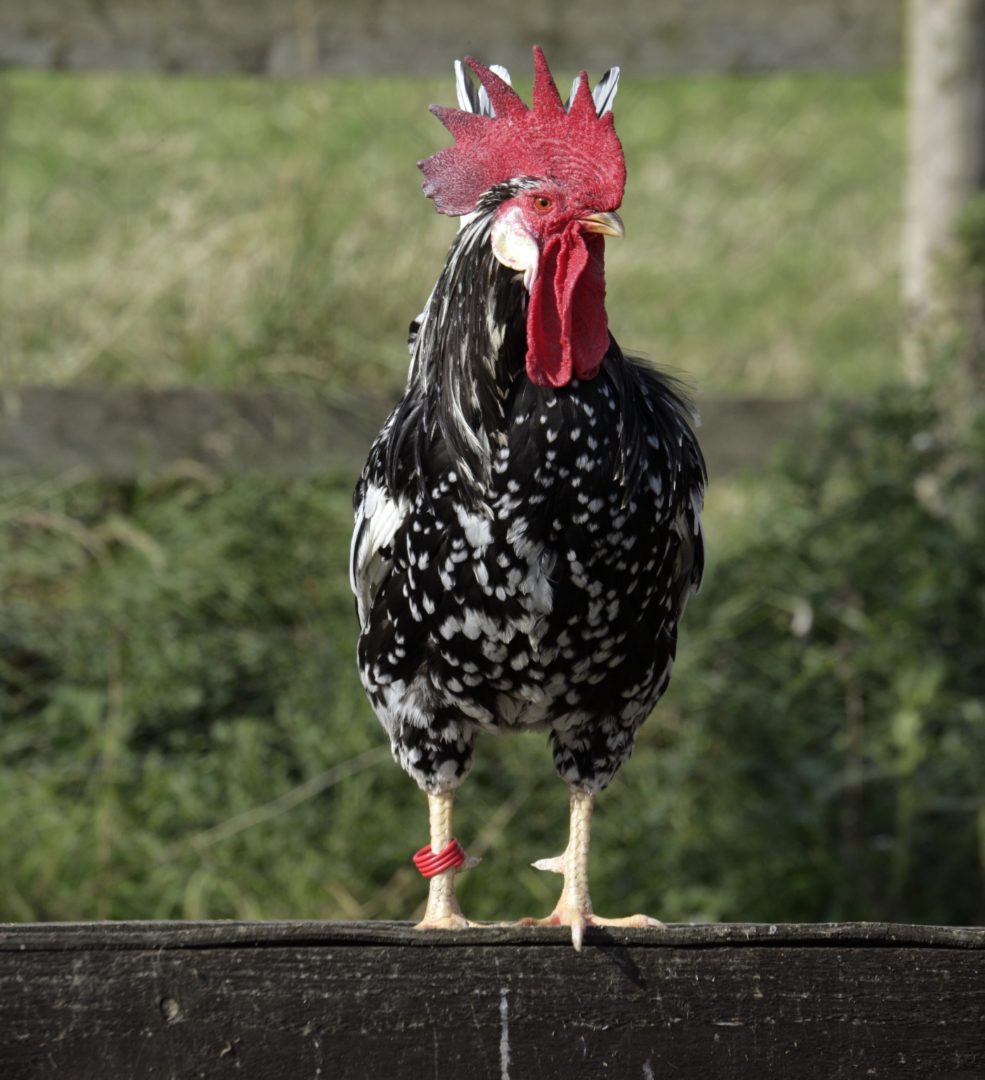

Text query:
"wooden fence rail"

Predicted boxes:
[[0, 386, 817, 481], [2, 921, 984, 1079], [0, 0, 901, 77]]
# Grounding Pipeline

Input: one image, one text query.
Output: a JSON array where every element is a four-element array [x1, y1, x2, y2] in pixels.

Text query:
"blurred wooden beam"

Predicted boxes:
[[903, 0, 985, 380], [0, 386, 816, 482], [0, 0, 901, 77], [0, 386, 385, 481]]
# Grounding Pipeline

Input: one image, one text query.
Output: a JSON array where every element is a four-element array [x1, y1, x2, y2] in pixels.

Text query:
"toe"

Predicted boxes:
[[517, 913, 561, 927], [587, 913, 665, 930]]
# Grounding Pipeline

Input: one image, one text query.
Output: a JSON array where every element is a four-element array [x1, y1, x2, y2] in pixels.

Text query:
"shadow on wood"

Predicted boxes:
[[2, 921, 984, 1079]]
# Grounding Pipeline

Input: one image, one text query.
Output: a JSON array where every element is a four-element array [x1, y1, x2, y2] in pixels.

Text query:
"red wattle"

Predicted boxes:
[[525, 227, 608, 388]]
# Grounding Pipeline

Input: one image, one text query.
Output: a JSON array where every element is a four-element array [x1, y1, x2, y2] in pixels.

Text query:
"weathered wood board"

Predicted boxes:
[[2, 921, 984, 1079]]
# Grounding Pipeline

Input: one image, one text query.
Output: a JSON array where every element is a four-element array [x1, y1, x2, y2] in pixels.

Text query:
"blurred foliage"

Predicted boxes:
[[0, 473, 381, 920], [2, 383, 983, 925], [669, 388, 985, 923]]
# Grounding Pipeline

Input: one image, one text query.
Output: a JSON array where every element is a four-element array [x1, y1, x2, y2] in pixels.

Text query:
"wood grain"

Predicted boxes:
[[2, 922, 984, 1079]]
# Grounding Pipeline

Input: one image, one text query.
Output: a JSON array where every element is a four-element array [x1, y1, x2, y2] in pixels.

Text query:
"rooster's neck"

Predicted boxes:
[[410, 208, 527, 492]]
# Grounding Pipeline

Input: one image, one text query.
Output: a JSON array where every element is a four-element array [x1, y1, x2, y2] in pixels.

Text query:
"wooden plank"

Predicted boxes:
[[0, 385, 385, 482], [0, 0, 902, 77], [0, 385, 815, 482], [2, 921, 984, 1079]]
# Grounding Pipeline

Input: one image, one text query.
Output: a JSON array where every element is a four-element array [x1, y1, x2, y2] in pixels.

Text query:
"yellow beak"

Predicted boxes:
[[578, 210, 625, 238]]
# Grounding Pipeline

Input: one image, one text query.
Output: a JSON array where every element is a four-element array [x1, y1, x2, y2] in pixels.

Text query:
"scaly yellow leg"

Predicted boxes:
[[415, 790, 479, 929], [523, 789, 663, 951]]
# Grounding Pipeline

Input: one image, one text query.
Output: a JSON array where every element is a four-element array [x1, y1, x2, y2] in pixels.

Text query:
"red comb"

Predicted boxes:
[[419, 46, 626, 217]]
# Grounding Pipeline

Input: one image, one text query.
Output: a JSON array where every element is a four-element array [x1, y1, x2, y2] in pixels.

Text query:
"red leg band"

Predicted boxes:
[[413, 839, 466, 878]]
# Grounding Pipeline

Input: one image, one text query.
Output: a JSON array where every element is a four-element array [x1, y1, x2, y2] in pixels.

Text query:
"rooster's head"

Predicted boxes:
[[419, 46, 626, 388]]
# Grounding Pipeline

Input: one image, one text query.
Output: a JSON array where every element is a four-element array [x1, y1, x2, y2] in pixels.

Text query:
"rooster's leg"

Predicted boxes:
[[415, 790, 477, 930], [523, 789, 663, 951]]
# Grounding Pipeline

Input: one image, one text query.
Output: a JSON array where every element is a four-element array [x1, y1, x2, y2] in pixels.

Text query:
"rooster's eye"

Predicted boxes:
[[533, 196, 553, 214]]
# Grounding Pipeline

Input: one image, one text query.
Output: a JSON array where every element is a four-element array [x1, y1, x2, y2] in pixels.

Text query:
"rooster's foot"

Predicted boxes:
[[415, 912, 477, 930], [519, 906, 663, 951]]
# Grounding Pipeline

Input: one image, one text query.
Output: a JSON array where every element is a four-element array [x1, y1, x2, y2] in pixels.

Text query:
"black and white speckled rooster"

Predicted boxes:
[[350, 47, 705, 949]]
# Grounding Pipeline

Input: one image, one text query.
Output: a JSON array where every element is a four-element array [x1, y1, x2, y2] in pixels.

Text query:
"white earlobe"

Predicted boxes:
[[491, 207, 539, 290]]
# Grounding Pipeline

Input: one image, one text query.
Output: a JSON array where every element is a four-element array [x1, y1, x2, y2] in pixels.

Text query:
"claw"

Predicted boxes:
[[531, 854, 565, 874]]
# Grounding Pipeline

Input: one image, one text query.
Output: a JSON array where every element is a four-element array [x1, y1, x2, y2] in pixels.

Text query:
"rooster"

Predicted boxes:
[[351, 47, 705, 949]]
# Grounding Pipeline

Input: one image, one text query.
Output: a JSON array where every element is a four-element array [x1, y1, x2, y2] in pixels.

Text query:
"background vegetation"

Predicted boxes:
[[1, 70, 901, 395], [3, 67, 983, 926]]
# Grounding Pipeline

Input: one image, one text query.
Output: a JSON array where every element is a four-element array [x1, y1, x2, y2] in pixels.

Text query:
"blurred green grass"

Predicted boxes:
[[1, 69, 903, 395]]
